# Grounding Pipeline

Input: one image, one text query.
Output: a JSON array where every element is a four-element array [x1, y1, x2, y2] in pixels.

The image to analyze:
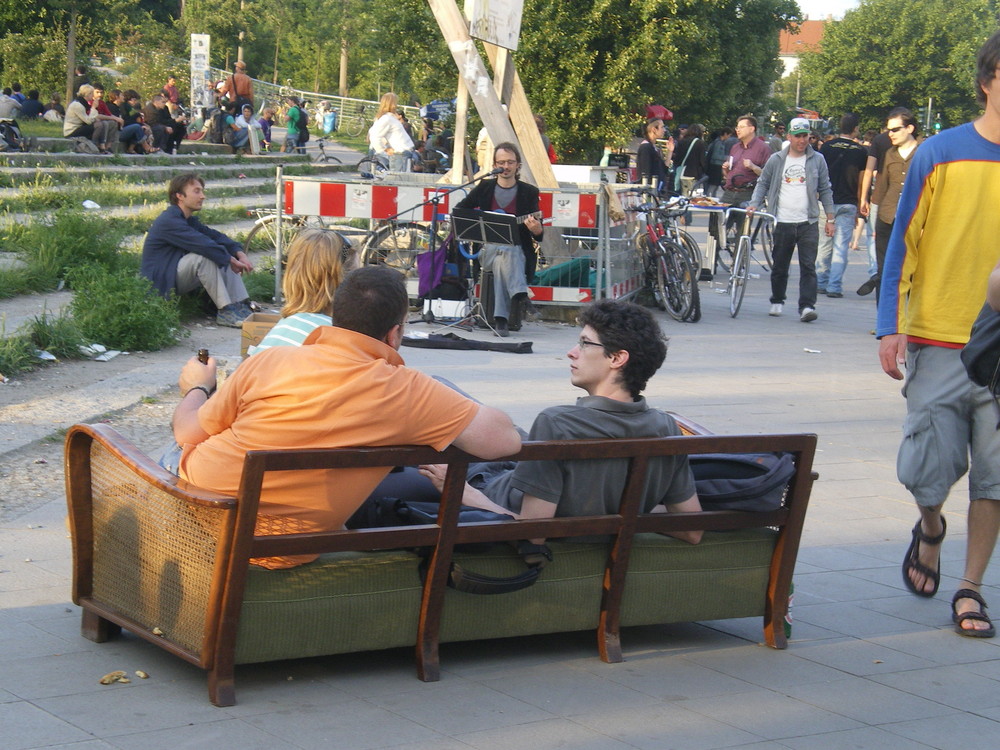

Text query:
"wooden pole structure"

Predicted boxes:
[[425, 0, 558, 189]]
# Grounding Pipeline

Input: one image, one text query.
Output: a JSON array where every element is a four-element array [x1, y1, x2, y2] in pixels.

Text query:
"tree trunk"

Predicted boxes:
[[339, 40, 348, 97], [313, 44, 322, 93], [65, 8, 77, 105], [272, 34, 280, 84]]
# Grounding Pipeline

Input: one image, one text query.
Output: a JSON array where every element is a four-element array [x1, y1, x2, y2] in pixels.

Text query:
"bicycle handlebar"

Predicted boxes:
[[725, 207, 776, 225]]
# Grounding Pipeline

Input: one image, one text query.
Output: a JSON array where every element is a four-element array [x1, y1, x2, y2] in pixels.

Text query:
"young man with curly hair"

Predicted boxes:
[[419, 299, 702, 544]]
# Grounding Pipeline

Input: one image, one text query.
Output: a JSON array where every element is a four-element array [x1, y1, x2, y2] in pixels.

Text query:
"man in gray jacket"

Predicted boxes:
[[749, 117, 835, 322]]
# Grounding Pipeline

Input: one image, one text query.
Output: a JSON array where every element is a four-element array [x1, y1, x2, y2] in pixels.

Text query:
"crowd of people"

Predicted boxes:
[[129, 28, 1000, 643]]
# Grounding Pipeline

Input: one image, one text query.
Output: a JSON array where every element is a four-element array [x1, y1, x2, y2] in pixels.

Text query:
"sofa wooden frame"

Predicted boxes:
[[65, 420, 817, 706]]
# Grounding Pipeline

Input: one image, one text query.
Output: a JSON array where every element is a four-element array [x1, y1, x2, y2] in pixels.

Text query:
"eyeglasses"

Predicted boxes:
[[887, 125, 907, 134], [494, 159, 518, 166], [576, 337, 605, 351]]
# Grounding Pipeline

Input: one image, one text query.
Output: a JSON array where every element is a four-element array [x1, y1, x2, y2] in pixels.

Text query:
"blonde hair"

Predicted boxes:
[[77, 84, 94, 99], [281, 229, 358, 317], [375, 92, 398, 120]]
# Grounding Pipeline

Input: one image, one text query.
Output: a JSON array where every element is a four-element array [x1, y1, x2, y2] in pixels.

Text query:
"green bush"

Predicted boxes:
[[67, 264, 183, 351], [0, 28, 68, 104]]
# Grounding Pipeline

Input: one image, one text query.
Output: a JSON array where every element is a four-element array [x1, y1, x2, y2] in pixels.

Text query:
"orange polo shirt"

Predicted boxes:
[[180, 326, 479, 567]]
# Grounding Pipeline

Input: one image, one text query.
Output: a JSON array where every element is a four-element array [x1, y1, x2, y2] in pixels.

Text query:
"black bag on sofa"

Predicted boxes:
[[690, 452, 796, 512]]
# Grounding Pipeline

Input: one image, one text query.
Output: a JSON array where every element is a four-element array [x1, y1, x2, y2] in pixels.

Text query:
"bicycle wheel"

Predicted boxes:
[[753, 219, 773, 270], [638, 235, 666, 310], [243, 215, 325, 257], [344, 115, 365, 138], [357, 156, 388, 179], [361, 222, 445, 278], [729, 238, 751, 318], [655, 239, 695, 322], [675, 228, 702, 274]]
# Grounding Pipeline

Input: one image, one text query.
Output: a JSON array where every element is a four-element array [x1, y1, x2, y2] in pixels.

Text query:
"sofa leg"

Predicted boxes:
[[599, 631, 623, 663], [208, 667, 237, 707], [81, 609, 120, 643]]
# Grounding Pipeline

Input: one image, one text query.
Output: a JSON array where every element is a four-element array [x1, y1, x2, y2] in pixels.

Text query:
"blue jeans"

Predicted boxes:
[[770, 221, 818, 312], [815, 204, 857, 294]]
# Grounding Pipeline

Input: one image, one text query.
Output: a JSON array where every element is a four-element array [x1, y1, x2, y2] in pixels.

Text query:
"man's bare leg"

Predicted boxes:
[[954, 498, 1000, 633]]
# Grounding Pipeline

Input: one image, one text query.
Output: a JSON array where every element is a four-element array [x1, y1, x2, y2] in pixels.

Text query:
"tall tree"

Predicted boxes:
[[797, 0, 1000, 130]]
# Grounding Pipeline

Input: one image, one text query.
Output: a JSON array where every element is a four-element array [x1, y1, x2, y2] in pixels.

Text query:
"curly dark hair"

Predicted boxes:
[[578, 300, 668, 399]]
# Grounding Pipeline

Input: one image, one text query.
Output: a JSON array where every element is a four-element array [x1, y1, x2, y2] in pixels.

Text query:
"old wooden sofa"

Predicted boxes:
[[65, 420, 817, 706]]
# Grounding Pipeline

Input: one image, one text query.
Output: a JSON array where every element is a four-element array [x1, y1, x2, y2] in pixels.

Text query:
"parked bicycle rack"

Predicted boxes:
[[273, 166, 644, 308]]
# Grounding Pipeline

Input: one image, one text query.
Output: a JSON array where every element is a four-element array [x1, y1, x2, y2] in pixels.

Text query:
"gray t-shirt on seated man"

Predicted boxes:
[[476, 395, 695, 516]]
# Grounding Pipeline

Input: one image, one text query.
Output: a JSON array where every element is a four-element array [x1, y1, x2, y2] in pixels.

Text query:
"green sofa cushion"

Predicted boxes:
[[235, 529, 777, 664]]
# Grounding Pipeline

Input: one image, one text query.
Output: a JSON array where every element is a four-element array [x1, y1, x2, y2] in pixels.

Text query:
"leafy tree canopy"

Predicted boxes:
[[797, 0, 1000, 132]]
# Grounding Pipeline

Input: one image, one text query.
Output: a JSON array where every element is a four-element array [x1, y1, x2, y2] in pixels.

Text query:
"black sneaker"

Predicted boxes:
[[857, 276, 879, 296]]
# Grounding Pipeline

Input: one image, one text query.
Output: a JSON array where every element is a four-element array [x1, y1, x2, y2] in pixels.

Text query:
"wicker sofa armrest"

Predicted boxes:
[[65, 423, 237, 667]]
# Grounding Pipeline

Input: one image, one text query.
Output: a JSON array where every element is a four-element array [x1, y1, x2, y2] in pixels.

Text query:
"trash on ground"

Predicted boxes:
[[803, 348, 822, 354], [82, 200, 101, 209]]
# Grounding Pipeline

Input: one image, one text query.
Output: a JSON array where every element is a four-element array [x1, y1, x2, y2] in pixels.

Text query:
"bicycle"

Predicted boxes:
[[718, 208, 774, 274], [339, 102, 372, 138], [357, 154, 389, 179], [242, 208, 367, 260], [313, 136, 343, 164], [724, 208, 776, 318], [635, 192, 700, 322]]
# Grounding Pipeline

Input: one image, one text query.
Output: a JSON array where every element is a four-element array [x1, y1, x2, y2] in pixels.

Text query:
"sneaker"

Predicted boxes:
[[817, 287, 826, 295], [857, 276, 879, 296], [494, 317, 509, 338], [216, 302, 252, 328], [826, 291, 843, 298], [769, 303, 783, 317], [800, 307, 818, 323]]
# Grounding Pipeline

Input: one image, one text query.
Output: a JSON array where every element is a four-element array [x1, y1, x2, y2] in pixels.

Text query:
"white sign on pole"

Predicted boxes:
[[190, 34, 213, 109], [463, 0, 524, 51]]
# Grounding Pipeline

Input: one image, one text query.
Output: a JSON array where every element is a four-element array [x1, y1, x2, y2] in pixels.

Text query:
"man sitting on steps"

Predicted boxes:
[[141, 173, 254, 327]]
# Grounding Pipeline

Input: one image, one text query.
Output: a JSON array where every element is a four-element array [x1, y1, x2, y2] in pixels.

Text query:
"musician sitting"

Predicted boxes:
[[454, 142, 543, 337]]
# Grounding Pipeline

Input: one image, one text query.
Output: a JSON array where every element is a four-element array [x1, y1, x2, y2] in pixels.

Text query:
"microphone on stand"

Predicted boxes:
[[488, 167, 505, 175]]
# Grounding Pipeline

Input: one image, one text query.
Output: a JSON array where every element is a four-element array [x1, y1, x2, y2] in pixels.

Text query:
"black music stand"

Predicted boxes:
[[446, 209, 521, 337], [451, 208, 519, 246]]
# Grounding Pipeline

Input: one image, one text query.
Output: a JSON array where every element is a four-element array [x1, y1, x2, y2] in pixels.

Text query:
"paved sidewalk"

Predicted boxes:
[[2, 244, 999, 749]]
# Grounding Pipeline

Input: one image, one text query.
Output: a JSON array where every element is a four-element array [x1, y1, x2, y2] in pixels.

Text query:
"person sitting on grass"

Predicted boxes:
[[417, 299, 703, 545], [248, 228, 359, 355], [141, 173, 254, 328], [62, 84, 98, 141]]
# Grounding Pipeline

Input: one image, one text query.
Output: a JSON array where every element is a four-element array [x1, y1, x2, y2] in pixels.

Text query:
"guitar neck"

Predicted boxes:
[[515, 211, 543, 225]]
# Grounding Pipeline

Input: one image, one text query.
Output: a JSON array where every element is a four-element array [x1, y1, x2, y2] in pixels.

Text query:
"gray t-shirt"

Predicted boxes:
[[493, 184, 518, 213], [482, 395, 695, 516]]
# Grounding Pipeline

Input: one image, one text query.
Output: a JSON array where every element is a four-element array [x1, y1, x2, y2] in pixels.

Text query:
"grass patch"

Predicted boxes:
[[68, 264, 184, 351], [2, 177, 267, 213], [26, 310, 86, 360]]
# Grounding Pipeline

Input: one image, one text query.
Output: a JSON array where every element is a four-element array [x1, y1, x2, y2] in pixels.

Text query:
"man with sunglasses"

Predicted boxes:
[[419, 300, 702, 544], [877, 30, 1000, 638]]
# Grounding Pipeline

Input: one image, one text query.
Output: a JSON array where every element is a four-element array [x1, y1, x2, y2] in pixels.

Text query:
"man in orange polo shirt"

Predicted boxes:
[[172, 266, 521, 568]]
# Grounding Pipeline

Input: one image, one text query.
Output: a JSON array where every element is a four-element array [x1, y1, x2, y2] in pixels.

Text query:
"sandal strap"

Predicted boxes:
[[953, 588, 988, 611], [955, 610, 992, 625], [913, 517, 947, 546]]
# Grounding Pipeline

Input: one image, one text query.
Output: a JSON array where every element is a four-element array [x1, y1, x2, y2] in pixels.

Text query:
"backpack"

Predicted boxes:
[[207, 110, 227, 144], [297, 106, 310, 144], [690, 452, 797, 512], [0, 119, 25, 151]]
